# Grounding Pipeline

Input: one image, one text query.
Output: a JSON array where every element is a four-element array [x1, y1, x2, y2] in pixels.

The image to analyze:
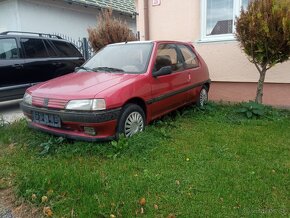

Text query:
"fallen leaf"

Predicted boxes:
[[167, 213, 176, 218], [154, 204, 158, 210], [42, 195, 48, 203], [139, 197, 146, 206], [140, 207, 144, 214], [43, 207, 53, 217], [31, 193, 37, 200]]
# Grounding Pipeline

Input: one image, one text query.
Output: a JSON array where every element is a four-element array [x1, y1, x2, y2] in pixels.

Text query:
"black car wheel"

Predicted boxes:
[[117, 104, 145, 137]]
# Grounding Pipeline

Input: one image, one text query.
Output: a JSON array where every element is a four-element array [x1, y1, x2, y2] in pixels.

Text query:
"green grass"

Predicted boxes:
[[0, 103, 289, 217]]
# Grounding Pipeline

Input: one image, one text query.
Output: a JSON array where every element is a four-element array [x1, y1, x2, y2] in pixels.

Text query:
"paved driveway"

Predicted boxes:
[[0, 100, 24, 124]]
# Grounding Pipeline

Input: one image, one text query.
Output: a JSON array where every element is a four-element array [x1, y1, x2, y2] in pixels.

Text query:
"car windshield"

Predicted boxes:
[[80, 43, 153, 74]]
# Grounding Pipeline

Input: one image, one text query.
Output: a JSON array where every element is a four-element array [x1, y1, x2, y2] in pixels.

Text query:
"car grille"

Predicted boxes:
[[32, 96, 68, 109]]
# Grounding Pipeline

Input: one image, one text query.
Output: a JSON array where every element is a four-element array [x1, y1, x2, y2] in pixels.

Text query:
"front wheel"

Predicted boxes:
[[197, 87, 208, 107], [117, 104, 145, 137]]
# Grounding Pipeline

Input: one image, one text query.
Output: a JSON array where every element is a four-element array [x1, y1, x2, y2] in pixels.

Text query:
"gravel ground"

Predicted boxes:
[[0, 100, 24, 124]]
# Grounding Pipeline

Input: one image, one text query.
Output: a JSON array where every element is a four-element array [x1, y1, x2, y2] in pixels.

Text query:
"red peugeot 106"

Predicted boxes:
[[21, 41, 210, 141]]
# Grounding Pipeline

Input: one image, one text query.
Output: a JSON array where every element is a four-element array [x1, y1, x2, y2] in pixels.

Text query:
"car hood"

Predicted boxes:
[[29, 72, 140, 99]]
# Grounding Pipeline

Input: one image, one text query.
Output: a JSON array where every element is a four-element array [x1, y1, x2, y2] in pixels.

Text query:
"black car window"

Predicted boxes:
[[21, 38, 49, 58], [44, 40, 57, 57], [0, 38, 19, 59], [178, 45, 199, 69], [51, 40, 82, 57]]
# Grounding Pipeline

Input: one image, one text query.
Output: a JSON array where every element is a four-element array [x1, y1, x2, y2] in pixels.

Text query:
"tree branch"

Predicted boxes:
[[251, 42, 262, 74], [266, 65, 272, 71]]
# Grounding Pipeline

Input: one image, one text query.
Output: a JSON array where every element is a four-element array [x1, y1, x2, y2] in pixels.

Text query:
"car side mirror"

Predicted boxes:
[[152, 66, 172, 78]]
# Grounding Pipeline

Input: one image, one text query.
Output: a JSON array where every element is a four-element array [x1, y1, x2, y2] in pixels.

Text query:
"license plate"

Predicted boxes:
[[32, 111, 61, 128]]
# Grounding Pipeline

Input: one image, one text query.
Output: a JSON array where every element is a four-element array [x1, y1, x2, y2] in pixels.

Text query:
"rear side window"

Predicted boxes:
[[0, 38, 19, 59], [21, 38, 48, 58], [44, 40, 57, 57], [51, 40, 82, 57], [178, 45, 199, 69], [155, 44, 183, 72]]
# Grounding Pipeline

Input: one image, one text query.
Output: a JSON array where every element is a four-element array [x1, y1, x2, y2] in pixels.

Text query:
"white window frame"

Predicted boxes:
[[200, 0, 246, 42]]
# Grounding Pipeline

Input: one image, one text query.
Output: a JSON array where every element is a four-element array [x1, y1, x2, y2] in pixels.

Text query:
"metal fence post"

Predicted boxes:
[[82, 38, 89, 60]]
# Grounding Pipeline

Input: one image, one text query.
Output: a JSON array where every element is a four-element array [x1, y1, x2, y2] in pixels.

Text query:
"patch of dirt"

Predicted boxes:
[[0, 188, 42, 218]]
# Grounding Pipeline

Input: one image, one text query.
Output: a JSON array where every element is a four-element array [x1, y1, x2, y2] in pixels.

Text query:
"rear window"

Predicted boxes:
[[21, 38, 49, 58], [0, 38, 19, 59], [51, 40, 82, 57]]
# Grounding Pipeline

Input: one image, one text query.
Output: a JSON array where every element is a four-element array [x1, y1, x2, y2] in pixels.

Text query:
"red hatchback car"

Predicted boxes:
[[21, 41, 210, 141]]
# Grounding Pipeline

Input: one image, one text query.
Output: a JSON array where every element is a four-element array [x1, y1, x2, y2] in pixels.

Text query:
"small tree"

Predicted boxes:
[[236, 0, 290, 103], [88, 9, 136, 52]]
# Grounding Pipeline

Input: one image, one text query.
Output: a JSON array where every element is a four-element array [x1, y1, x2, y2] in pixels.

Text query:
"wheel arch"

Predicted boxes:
[[123, 97, 147, 119], [203, 82, 210, 91]]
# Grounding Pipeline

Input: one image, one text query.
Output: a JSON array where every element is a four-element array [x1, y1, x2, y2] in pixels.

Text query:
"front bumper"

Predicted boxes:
[[20, 102, 122, 141]]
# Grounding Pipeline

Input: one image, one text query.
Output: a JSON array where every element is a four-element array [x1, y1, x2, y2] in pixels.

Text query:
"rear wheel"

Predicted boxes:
[[197, 87, 208, 107], [117, 104, 145, 137]]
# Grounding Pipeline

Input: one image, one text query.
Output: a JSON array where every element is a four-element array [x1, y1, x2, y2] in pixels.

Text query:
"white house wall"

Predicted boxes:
[[0, 0, 20, 32], [1, 0, 136, 41]]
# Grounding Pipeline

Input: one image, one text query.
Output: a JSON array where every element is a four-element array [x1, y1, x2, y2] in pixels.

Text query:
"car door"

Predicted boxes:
[[49, 40, 85, 76], [177, 44, 203, 103], [0, 37, 26, 101], [21, 38, 56, 84], [149, 43, 191, 119]]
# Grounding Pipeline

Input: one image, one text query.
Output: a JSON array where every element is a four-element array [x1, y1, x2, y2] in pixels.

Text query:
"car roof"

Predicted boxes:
[[109, 40, 193, 46], [0, 31, 65, 41]]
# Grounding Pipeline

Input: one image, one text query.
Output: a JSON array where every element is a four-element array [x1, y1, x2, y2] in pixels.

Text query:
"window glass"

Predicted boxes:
[[206, 0, 234, 36], [51, 40, 82, 57], [0, 38, 19, 59], [83, 43, 153, 74], [155, 44, 182, 72], [178, 45, 199, 69], [44, 40, 57, 57], [21, 38, 48, 58], [242, 0, 249, 9]]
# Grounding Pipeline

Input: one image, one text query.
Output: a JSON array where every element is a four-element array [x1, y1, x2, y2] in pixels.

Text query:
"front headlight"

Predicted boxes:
[[23, 93, 32, 105], [65, 99, 106, 111]]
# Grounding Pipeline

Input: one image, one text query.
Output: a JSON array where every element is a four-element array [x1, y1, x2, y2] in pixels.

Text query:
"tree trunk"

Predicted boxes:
[[255, 68, 267, 104]]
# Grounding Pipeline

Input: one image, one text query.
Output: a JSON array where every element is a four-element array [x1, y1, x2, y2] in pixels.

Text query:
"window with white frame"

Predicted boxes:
[[201, 0, 249, 41]]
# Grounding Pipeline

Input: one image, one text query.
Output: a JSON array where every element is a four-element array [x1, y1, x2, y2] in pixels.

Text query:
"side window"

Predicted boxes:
[[0, 38, 19, 59], [21, 38, 48, 58], [155, 44, 182, 72], [178, 45, 199, 69], [44, 40, 57, 57], [51, 40, 82, 57]]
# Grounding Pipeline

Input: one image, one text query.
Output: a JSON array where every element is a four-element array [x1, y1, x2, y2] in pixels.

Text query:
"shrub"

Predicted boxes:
[[88, 8, 136, 52]]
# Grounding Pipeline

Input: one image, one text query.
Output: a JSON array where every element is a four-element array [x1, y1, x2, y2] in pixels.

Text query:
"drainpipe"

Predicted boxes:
[[143, 0, 149, 40]]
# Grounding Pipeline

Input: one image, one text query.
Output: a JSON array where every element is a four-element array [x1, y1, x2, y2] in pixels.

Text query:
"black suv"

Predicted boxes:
[[0, 31, 85, 101]]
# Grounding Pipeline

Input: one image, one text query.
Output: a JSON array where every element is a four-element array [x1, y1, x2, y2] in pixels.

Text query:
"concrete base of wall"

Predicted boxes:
[[209, 82, 290, 108]]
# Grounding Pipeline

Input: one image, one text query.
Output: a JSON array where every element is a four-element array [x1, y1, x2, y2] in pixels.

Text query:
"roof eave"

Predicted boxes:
[[64, 0, 136, 16]]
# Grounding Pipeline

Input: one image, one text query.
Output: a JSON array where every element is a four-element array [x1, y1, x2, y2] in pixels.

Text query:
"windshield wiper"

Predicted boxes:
[[93, 67, 124, 72], [75, 66, 94, 72]]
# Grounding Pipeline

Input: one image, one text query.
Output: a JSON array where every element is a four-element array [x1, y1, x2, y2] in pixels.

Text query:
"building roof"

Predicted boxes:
[[66, 0, 136, 15]]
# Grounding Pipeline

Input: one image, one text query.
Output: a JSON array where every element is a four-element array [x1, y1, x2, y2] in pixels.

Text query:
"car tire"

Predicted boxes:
[[197, 87, 208, 107], [117, 104, 145, 137]]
